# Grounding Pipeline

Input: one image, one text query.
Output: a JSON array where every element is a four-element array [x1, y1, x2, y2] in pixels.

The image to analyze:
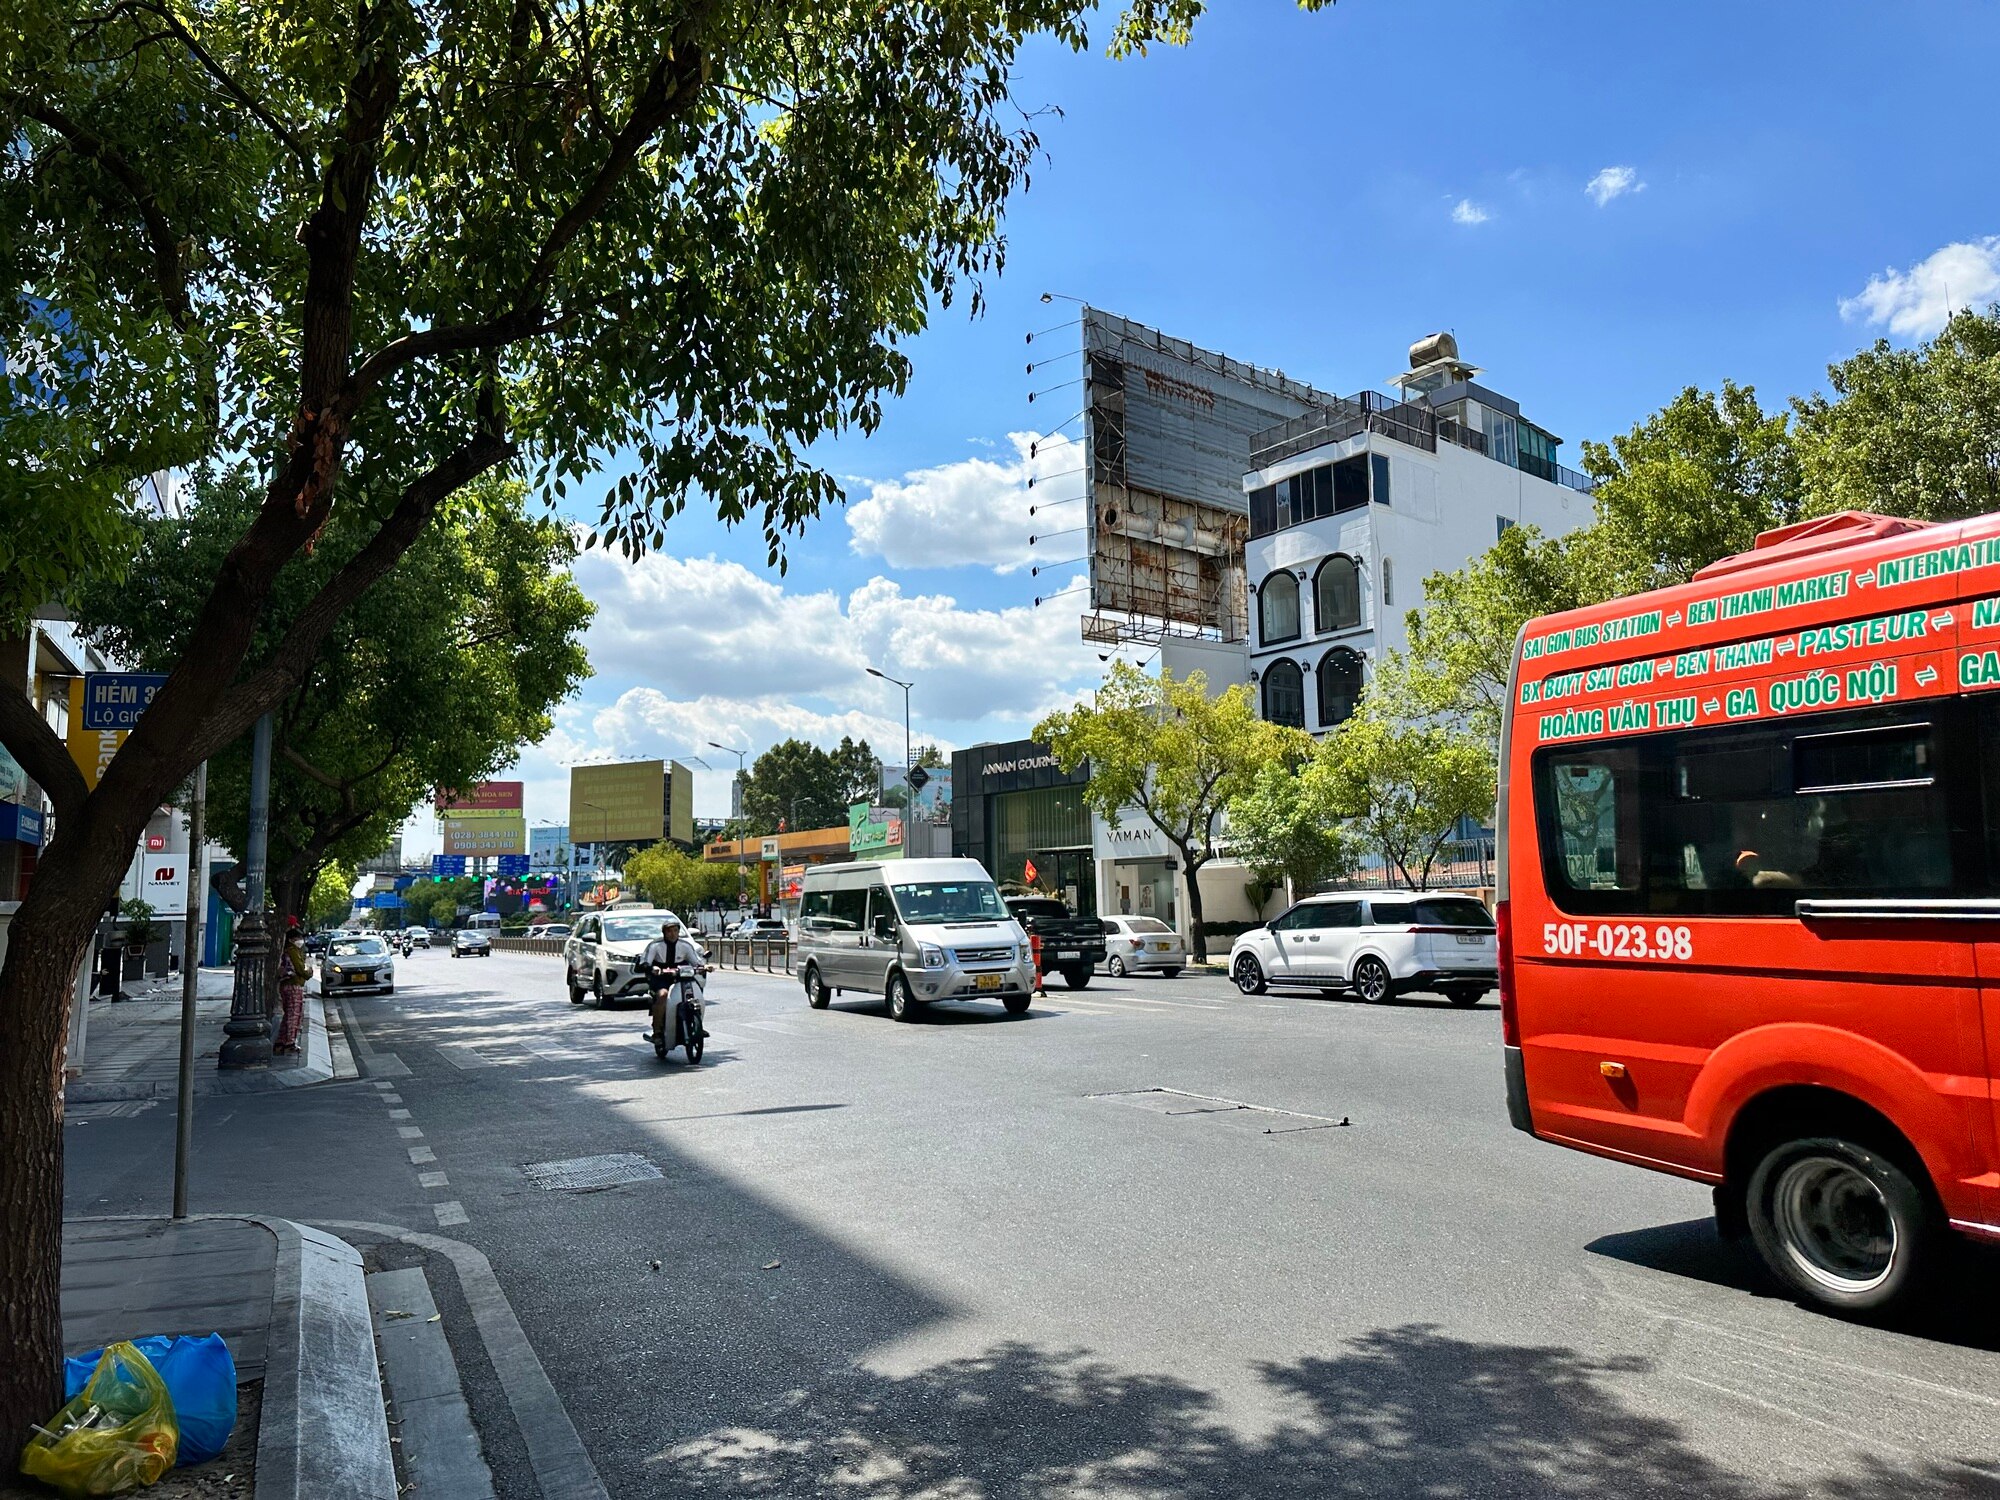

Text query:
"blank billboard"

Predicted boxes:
[[570, 761, 665, 844], [1079, 308, 1337, 643]]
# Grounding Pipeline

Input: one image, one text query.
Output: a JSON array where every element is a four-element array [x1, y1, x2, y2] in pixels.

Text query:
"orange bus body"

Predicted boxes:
[[1501, 510, 2000, 1249]]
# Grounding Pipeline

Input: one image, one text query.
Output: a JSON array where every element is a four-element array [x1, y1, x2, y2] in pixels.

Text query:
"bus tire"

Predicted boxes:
[[1745, 1133, 1941, 1316]]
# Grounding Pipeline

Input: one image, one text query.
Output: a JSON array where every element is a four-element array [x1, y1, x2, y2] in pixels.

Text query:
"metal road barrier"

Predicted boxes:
[[491, 936, 565, 955], [487, 933, 793, 973]]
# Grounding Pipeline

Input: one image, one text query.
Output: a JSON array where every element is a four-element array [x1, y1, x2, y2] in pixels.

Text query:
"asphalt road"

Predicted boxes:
[[68, 947, 2000, 1497]]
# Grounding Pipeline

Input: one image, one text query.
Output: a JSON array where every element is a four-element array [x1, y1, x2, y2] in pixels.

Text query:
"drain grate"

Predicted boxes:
[[520, 1152, 663, 1192]]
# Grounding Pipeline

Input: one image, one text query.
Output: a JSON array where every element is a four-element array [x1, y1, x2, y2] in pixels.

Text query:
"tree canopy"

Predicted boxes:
[[1223, 759, 1356, 913], [740, 736, 880, 832], [624, 841, 736, 916]]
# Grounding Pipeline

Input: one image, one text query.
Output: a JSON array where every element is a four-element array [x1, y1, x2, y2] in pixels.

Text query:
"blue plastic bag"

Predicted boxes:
[[65, 1333, 236, 1466]]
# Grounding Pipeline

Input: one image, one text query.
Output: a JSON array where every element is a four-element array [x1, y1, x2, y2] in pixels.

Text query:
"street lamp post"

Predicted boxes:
[[219, 713, 273, 1068], [708, 741, 749, 911], [868, 665, 919, 856]]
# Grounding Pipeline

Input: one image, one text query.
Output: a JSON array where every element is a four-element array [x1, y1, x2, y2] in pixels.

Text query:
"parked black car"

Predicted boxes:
[[1003, 896, 1106, 990]]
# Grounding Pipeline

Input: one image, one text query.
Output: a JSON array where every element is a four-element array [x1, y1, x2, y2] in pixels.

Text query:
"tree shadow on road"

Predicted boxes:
[[641, 1324, 1995, 1499]]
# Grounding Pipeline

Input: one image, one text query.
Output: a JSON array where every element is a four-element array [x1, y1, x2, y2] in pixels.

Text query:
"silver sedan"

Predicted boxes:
[[1100, 916, 1186, 978]]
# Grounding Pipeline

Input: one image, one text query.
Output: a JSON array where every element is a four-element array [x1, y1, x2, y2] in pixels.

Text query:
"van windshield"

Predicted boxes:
[[889, 880, 1007, 923]]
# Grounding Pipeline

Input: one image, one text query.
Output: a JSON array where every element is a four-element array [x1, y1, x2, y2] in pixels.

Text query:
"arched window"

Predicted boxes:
[[1313, 555, 1361, 633], [1259, 571, 1300, 645], [1318, 649, 1363, 728], [1263, 659, 1305, 728]]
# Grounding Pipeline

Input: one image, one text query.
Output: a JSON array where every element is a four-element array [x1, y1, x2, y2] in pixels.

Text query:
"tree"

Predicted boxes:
[[1793, 307, 2000, 523], [828, 736, 885, 807], [1224, 760, 1357, 915], [305, 864, 355, 932], [1309, 708, 1494, 892], [741, 739, 844, 832], [0, 0, 1332, 1444], [624, 841, 735, 915], [72, 468, 592, 945], [1037, 665, 1307, 960]]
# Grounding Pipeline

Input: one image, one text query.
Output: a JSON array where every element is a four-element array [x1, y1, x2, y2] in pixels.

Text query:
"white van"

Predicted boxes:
[[463, 912, 501, 933], [796, 857, 1034, 1020]]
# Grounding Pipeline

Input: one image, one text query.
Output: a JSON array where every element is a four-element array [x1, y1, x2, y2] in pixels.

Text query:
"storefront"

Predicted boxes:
[[951, 739, 1097, 915], [1093, 808, 1179, 928]]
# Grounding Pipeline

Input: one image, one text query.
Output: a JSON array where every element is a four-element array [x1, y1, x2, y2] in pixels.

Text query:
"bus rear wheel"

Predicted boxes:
[[1745, 1134, 1940, 1316]]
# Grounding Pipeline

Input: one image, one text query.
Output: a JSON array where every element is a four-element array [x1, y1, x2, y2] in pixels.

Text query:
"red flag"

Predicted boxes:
[[1023, 857, 1040, 884]]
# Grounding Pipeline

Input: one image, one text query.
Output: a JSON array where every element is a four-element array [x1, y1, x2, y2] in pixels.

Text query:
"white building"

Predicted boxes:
[[1161, 333, 1595, 731]]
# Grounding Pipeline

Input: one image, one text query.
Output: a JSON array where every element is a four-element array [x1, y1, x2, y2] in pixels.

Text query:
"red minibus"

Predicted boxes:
[[1501, 509, 2000, 1313]]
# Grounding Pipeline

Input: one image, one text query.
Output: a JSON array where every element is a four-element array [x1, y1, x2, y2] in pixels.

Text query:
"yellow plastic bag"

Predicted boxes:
[[19, 1340, 179, 1497]]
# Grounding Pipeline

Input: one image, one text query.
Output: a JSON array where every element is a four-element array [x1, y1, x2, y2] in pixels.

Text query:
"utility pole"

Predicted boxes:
[[709, 741, 749, 911], [172, 760, 206, 1215], [219, 714, 273, 1067]]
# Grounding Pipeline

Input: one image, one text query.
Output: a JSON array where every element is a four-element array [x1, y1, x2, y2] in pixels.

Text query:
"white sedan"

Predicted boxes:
[[320, 935, 396, 994], [1099, 915, 1185, 977], [1227, 892, 1497, 1006]]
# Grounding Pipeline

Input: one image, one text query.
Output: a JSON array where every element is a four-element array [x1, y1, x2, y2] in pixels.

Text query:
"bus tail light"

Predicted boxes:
[[1496, 899, 1520, 1046]]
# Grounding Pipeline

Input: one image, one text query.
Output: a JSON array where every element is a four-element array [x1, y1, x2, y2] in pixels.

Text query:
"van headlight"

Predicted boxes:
[[919, 943, 947, 969]]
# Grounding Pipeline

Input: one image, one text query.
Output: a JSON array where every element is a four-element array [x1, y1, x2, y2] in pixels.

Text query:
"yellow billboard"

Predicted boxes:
[[668, 759, 693, 846], [569, 761, 664, 843], [441, 815, 527, 856], [67, 681, 125, 789]]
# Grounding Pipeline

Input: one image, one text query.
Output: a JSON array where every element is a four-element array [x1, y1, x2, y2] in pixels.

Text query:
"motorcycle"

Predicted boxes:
[[647, 962, 707, 1064]]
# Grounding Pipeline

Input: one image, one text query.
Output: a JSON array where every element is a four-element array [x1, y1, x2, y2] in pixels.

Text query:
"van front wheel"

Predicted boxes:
[[887, 973, 918, 1022], [804, 965, 831, 1010], [1746, 1134, 1940, 1315]]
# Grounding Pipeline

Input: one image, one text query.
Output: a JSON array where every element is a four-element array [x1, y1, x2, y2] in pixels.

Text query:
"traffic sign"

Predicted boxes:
[[495, 854, 531, 877], [81, 673, 169, 731], [907, 765, 930, 792], [431, 854, 467, 878]]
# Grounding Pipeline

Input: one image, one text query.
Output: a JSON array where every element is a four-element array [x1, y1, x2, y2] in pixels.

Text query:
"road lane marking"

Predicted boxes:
[[433, 1200, 469, 1227], [438, 1043, 496, 1070], [398, 1125, 425, 1139], [388, 1108, 412, 1120], [409, 1146, 436, 1164], [418, 1170, 449, 1189], [380, 1093, 402, 1104]]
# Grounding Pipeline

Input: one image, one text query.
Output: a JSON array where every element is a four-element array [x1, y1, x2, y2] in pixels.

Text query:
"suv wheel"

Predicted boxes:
[[567, 968, 584, 1005], [1231, 953, 1267, 995], [1352, 955, 1392, 1003]]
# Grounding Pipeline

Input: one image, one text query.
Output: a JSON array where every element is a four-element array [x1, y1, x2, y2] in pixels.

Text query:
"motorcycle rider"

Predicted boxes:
[[641, 916, 705, 1049]]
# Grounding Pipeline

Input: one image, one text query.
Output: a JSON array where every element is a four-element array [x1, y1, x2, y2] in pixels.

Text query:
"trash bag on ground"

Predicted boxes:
[[64, 1334, 235, 1466], [19, 1340, 179, 1496]]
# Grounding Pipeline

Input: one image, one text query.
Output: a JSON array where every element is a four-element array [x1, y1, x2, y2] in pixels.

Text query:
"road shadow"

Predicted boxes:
[[638, 1324, 1995, 1498]]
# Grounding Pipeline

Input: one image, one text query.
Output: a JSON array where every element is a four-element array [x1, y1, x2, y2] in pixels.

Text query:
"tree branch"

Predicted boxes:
[[0, 91, 189, 327], [0, 678, 89, 821], [133, 1, 313, 163]]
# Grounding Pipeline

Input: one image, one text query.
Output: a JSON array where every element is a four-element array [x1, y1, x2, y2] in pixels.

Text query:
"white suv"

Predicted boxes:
[[1227, 892, 1497, 1006]]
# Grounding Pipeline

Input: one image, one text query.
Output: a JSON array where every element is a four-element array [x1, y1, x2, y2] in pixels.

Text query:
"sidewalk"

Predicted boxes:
[[68, 968, 355, 1104], [64, 1216, 395, 1499]]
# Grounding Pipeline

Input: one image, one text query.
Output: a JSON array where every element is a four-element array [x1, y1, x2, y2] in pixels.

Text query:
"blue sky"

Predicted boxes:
[[408, 0, 2000, 851]]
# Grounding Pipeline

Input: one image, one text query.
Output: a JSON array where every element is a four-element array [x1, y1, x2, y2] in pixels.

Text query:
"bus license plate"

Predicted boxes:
[[976, 973, 1003, 991]]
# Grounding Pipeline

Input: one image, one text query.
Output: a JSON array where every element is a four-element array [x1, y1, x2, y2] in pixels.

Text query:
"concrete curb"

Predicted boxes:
[[67, 992, 339, 1103], [324, 1221, 608, 1500], [254, 1217, 397, 1500]]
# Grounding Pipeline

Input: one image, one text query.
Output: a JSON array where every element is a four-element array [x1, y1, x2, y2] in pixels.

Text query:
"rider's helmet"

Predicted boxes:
[[662, 917, 682, 936]]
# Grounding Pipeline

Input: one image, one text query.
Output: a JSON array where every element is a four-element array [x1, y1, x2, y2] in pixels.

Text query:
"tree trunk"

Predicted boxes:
[[0, 823, 145, 1470], [1182, 852, 1209, 961]]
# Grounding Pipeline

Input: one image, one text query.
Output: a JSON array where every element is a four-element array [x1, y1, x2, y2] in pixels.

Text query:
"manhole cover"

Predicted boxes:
[[520, 1152, 663, 1192]]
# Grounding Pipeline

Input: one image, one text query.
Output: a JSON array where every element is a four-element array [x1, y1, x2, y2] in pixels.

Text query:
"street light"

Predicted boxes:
[[708, 741, 750, 910], [866, 668, 913, 789]]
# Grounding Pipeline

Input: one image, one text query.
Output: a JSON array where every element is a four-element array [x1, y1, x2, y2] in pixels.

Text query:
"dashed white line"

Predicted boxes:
[[433, 1200, 469, 1227], [409, 1146, 437, 1164], [388, 1108, 412, 1121], [398, 1125, 425, 1140], [418, 1170, 449, 1189]]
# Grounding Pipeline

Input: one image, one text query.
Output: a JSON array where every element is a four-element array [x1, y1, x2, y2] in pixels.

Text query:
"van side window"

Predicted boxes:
[[800, 888, 834, 930], [864, 886, 895, 932], [1536, 706, 1966, 916], [825, 888, 867, 933]]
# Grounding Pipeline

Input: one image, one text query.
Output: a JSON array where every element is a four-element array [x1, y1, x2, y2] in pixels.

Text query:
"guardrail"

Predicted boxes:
[[491, 936, 565, 955], [487, 933, 795, 973]]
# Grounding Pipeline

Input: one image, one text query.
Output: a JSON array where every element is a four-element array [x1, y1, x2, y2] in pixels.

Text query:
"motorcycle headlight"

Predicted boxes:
[[919, 943, 947, 970]]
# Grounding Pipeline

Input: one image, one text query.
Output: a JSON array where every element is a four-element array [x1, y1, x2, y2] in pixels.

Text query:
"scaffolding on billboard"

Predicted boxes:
[[1049, 308, 1342, 647]]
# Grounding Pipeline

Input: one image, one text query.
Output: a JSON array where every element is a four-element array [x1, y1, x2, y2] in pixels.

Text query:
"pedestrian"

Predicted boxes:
[[276, 916, 310, 1055]]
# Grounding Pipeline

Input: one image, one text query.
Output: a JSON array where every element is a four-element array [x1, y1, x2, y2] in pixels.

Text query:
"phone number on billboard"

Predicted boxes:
[[1543, 922, 1693, 961]]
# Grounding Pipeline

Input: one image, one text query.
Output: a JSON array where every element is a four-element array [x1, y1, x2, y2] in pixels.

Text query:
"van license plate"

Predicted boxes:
[[976, 973, 1003, 991], [1454, 935, 1485, 946]]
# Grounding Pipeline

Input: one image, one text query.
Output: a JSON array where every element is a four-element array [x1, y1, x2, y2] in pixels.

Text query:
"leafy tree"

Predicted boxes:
[[1793, 307, 2000, 523], [624, 841, 736, 916], [1224, 760, 1357, 915], [305, 864, 355, 931], [741, 739, 845, 832], [1037, 665, 1308, 959], [1309, 708, 1494, 892], [828, 735, 885, 807], [0, 0, 1333, 1442]]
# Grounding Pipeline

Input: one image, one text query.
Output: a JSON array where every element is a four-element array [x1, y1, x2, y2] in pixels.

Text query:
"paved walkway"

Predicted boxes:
[[69, 968, 354, 1104], [64, 1216, 278, 1378]]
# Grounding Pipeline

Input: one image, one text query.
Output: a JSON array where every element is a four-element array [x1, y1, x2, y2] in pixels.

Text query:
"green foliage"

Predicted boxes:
[[117, 898, 160, 948], [741, 737, 877, 832], [1794, 307, 2000, 523], [623, 841, 737, 915], [1224, 760, 1357, 912], [306, 864, 354, 930], [1037, 664, 1308, 957], [73, 467, 592, 916], [1309, 707, 1494, 891]]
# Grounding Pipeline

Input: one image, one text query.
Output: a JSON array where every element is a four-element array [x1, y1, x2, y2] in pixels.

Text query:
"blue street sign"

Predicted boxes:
[[393, 875, 415, 890], [81, 672, 169, 731], [0, 800, 44, 849], [495, 854, 530, 877], [431, 854, 467, 878], [373, 891, 403, 908]]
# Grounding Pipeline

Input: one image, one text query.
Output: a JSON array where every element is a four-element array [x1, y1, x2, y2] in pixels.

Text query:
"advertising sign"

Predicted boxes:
[[529, 823, 570, 869], [0, 800, 44, 848], [759, 836, 780, 863], [81, 672, 168, 731], [66, 680, 124, 790], [847, 802, 903, 856], [136, 852, 187, 916], [442, 815, 527, 856], [0, 742, 26, 804], [435, 780, 525, 816], [570, 761, 665, 843], [907, 767, 953, 828]]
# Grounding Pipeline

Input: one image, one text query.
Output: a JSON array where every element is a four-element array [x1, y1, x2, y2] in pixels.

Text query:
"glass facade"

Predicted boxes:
[[990, 784, 1097, 914]]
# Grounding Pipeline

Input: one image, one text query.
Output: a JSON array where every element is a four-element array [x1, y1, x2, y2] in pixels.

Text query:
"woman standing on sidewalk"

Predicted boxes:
[[276, 917, 310, 1055]]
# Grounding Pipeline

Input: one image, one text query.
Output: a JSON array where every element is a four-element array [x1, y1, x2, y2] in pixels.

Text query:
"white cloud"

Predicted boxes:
[[1585, 165, 1643, 207], [844, 431, 1083, 573], [1839, 236, 2000, 340], [1451, 199, 1489, 226]]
